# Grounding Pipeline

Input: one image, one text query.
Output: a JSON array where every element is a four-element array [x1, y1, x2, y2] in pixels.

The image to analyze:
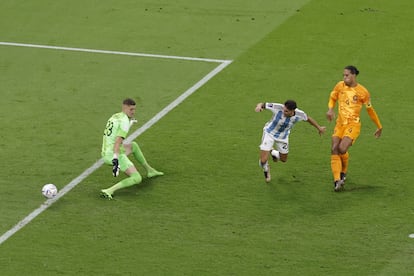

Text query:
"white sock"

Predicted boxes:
[[271, 150, 280, 160], [259, 160, 269, 172]]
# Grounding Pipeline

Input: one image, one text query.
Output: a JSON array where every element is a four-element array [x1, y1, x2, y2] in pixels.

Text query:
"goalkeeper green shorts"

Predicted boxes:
[[103, 154, 134, 172]]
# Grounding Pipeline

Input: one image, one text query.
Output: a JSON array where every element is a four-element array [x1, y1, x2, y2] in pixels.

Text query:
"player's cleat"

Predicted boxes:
[[100, 189, 113, 200], [334, 179, 345, 192], [340, 172, 347, 182], [147, 169, 164, 178], [264, 171, 271, 183]]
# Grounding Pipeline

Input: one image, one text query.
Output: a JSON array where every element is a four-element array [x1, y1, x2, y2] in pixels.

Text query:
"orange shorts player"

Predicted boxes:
[[326, 65, 382, 192], [332, 123, 361, 142]]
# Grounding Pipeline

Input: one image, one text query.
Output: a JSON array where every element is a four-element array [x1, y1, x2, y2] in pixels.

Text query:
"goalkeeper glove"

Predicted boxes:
[[112, 158, 120, 177]]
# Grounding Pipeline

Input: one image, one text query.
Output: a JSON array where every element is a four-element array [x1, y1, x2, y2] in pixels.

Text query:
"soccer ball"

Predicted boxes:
[[42, 184, 58, 199]]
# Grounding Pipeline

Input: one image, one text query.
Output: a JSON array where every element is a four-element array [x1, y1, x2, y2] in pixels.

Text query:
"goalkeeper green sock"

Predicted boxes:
[[132, 141, 163, 177], [106, 172, 142, 195], [132, 142, 152, 171]]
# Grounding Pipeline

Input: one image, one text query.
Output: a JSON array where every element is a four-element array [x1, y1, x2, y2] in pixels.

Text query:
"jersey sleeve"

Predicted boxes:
[[360, 86, 371, 106], [328, 81, 343, 108], [115, 117, 130, 138], [264, 103, 283, 112], [295, 109, 308, 121]]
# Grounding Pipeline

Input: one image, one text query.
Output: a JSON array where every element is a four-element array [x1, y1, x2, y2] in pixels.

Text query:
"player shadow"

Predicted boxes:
[[136, 176, 159, 189], [337, 181, 383, 193], [267, 177, 383, 193], [263, 175, 304, 192]]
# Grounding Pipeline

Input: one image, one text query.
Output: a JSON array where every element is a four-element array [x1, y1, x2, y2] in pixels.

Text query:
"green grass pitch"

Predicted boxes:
[[0, 0, 413, 275]]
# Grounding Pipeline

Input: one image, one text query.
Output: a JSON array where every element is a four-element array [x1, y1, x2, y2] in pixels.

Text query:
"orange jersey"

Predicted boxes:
[[328, 81, 371, 125]]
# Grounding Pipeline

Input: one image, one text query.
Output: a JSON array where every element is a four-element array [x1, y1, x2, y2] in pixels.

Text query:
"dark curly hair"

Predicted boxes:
[[123, 98, 136, 106], [345, 65, 359, 75], [284, 100, 297, 111]]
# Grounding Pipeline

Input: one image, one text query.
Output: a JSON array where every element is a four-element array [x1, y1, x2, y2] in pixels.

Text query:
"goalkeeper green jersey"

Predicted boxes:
[[101, 112, 131, 157]]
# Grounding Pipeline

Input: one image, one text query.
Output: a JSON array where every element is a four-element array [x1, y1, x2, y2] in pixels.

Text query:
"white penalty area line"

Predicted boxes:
[[0, 42, 232, 245], [0, 41, 230, 63]]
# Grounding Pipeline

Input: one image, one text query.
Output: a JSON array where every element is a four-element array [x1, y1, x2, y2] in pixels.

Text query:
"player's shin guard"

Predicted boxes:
[[330, 155, 342, 181]]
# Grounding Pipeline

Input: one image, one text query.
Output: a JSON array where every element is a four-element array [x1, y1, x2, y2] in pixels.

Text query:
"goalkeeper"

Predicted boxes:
[[100, 98, 163, 199]]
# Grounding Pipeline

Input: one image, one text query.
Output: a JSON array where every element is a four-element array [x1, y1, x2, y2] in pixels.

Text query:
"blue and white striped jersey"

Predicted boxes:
[[263, 103, 308, 142]]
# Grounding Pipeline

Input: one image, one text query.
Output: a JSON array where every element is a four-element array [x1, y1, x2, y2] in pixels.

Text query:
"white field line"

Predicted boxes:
[[0, 42, 232, 245], [0, 41, 230, 63]]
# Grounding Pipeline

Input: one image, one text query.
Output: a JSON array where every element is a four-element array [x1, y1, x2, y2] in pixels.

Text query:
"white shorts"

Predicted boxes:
[[259, 131, 289, 154]]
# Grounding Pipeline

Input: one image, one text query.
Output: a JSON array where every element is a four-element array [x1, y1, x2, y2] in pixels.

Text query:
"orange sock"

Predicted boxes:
[[330, 155, 342, 181], [340, 152, 349, 174]]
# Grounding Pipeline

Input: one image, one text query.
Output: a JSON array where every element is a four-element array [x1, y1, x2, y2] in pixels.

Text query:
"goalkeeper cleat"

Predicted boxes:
[[100, 189, 113, 200], [147, 169, 164, 178]]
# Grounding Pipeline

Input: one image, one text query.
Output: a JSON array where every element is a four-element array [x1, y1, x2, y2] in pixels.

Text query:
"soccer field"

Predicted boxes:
[[1, 0, 413, 275]]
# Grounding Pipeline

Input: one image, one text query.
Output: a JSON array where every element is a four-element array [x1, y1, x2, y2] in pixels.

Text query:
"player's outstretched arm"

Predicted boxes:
[[307, 116, 326, 136]]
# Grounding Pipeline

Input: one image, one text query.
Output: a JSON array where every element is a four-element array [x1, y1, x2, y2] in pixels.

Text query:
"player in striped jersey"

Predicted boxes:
[[255, 100, 326, 182], [326, 66, 382, 191]]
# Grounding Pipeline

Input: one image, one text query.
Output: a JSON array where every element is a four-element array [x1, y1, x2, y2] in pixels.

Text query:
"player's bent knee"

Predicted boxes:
[[338, 144, 350, 154]]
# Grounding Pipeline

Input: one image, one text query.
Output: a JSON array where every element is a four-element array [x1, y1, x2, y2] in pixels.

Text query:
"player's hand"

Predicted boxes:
[[326, 110, 335, 122], [318, 126, 327, 136], [112, 158, 120, 177], [326, 109, 335, 122], [255, 103, 264, 112], [374, 128, 382, 138]]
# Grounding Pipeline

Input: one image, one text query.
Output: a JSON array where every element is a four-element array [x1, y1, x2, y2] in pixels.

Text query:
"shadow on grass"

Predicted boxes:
[[338, 182, 383, 193]]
